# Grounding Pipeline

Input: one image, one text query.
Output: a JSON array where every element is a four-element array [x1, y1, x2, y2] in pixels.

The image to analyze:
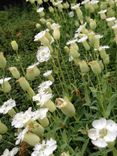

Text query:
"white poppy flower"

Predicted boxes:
[[36, 46, 51, 63], [31, 138, 57, 156], [1, 147, 19, 156], [43, 70, 52, 77], [88, 118, 117, 148], [0, 99, 16, 114]]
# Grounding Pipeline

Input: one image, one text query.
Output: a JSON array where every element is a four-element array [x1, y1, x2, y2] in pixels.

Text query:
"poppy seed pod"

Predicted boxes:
[[11, 40, 18, 51], [9, 67, 20, 79], [0, 52, 7, 69], [0, 121, 8, 134], [89, 60, 102, 75], [56, 97, 75, 117], [17, 77, 30, 91], [23, 132, 40, 146]]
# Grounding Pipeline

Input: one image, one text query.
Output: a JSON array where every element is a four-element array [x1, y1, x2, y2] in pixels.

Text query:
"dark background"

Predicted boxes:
[[0, 0, 83, 10]]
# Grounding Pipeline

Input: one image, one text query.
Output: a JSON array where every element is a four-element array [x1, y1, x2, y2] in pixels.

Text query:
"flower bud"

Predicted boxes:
[[11, 40, 18, 51], [0, 121, 8, 134], [23, 132, 40, 146], [0, 52, 7, 69], [44, 100, 56, 112], [38, 117, 49, 127], [17, 77, 30, 91], [29, 121, 44, 137], [60, 152, 70, 156], [2, 81, 11, 93], [9, 67, 20, 79], [8, 108, 16, 117], [36, 23, 41, 29], [89, 19, 96, 30], [64, 46, 69, 53], [78, 60, 90, 74], [89, 60, 102, 75], [56, 97, 75, 117], [37, 0, 43, 5], [53, 29, 60, 40], [49, 6, 54, 13], [26, 65, 40, 81], [27, 87, 35, 98]]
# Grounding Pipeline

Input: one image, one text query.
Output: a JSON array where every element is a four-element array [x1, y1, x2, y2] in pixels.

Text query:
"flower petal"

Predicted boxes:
[[106, 120, 117, 132], [92, 118, 106, 129], [92, 138, 107, 148], [104, 131, 117, 142], [88, 128, 99, 140]]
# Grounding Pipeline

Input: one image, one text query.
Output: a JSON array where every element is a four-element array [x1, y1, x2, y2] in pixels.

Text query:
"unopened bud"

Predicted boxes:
[[38, 117, 49, 127], [9, 67, 20, 79], [11, 40, 18, 51], [78, 60, 90, 74], [56, 97, 75, 117], [23, 132, 40, 146], [0, 121, 8, 134], [89, 60, 102, 75], [17, 77, 30, 91], [44, 100, 56, 112], [0, 52, 7, 69]]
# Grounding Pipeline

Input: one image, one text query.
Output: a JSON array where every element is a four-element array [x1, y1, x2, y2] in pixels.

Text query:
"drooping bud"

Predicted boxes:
[[23, 132, 40, 146], [89, 60, 102, 75], [11, 40, 18, 51], [56, 97, 75, 117], [78, 60, 90, 74], [0, 121, 8, 134], [9, 67, 20, 79], [0, 52, 7, 69]]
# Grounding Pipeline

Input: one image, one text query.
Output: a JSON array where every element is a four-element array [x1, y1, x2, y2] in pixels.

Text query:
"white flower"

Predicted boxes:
[[43, 70, 52, 77], [66, 39, 77, 45], [88, 118, 117, 148], [33, 92, 53, 106], [32, 108, 48, 120], [68, 11, 74, 18], [27, 62, 39, 70], [12, 108, 32, 128], [31, 138, 57, 156], [36, 46, 51, 63], [106, 17, 116, 22], [37, 7, 44, 13], [0, 77, 11, 84], [38, 80, 53, 93], [75, 23, 87, 34], [98, 10, 107, 14], [1, 147, 19, 156], [51, 23, 61, 30], [0, 99, 16, 114], [78, 35, 88, 43], [53, 0, 63, 6], [71, 4, 80, 10], [34, 31, 46, 42], [15, 127, 29, 145]]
